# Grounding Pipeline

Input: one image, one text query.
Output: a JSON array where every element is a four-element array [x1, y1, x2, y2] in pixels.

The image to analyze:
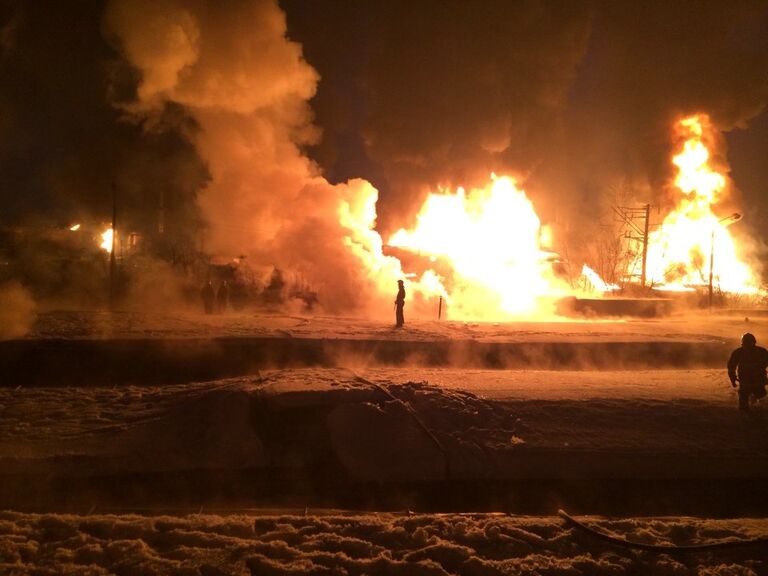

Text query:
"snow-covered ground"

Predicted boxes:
[[1, 368, 765, 489], [21, 309, 764, 344], [4, 310, 757, 387], [2, 310, 767, 573], [0, 509, 766, 575]]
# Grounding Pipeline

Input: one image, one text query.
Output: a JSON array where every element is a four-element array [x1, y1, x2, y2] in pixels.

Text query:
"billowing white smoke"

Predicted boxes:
[[104, 0, 409, 316]]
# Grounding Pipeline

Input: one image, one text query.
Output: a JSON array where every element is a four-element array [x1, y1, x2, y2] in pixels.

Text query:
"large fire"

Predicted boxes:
[[641, 114, 758, 294], [582, 264, 619, 293], [100, 228, 114, 253], [387, 175, 569, 319], [362, 114, 760, 322]]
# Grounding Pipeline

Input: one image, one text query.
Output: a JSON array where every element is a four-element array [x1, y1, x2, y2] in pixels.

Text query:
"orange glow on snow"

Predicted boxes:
[[641, 114, 758, 294]]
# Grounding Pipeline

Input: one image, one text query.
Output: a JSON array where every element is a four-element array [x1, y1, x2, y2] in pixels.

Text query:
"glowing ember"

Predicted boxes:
[[69, 224, 81, 231], [581, 265, 619, 292], [388, 175, 567, 319], [100, 228, 114, 253], [641, 114, 758, 294]]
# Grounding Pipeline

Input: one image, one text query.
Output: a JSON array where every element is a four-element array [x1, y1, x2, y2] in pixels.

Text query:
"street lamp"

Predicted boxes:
[[709, 212, 742, 309]]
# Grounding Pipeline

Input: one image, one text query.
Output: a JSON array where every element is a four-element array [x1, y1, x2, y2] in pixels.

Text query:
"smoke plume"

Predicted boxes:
[[104, 0, 405, 315], [283, 0, 595, 234], [2, 0, 767, 314], [287, 1, 768, 257]]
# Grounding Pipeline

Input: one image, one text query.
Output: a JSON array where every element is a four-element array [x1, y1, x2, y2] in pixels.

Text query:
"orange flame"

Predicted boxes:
[[337, 179, 448, 311], [342, 117, 759, 321], [642, 114, 758, 294], [100, 228, 114, 253], [388, 175, 568, 319], [581, 265, 619, 293]]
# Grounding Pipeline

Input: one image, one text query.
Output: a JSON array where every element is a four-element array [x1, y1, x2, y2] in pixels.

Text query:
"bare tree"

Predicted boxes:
[[587, 179, 640, 287]]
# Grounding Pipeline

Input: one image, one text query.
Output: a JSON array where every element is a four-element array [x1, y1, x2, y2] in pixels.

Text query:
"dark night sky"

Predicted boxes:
[[1, 0, 767, 248], [283, 0, 768, 238], [0, 0, 206, 232]]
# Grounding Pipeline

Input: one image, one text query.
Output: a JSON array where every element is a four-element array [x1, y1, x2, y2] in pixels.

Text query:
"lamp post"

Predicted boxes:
[[109, 183, 118, 310], [709, 212, 741, 310]]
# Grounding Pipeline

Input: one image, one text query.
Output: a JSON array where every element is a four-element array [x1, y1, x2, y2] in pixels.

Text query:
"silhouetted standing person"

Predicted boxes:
[[217, 281, 229, 313], [727, 332, 768, 411], [201, 281, 215, 315], [395, 279, 405, 327]]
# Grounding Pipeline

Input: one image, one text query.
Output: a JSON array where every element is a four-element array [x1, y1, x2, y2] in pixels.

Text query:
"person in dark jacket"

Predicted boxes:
[[395, 280, 405, 327], [727, 332, 768, 411]]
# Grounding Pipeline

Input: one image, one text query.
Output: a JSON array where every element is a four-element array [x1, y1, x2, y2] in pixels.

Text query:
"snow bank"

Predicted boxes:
[[328, 400, 447, 482], [0, 380, 265, 477], [0, 510, 765, 575], [1, 368, 766, 514], [7, 309, 756, 387]]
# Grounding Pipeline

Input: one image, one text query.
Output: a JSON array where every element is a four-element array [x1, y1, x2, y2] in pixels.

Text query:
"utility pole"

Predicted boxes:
[[708, 213, 742, 311], [158, 188, 165, 234], [641, 203, 650, 287], [708, 229, 715, 310], [613, 204, 652, 287], [109, 183, 117, 310]]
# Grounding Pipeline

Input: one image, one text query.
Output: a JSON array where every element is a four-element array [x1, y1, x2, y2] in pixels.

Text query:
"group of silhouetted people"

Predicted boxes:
[[201, 280, 229, 314]]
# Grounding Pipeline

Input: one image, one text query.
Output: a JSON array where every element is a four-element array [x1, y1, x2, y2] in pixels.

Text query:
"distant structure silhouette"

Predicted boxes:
[[395, 279, 405, 327], [201, 281, 215, 314], [727, 332, 768, 411], [264, 268, 285, 305], [217, 281, 229, 313]]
